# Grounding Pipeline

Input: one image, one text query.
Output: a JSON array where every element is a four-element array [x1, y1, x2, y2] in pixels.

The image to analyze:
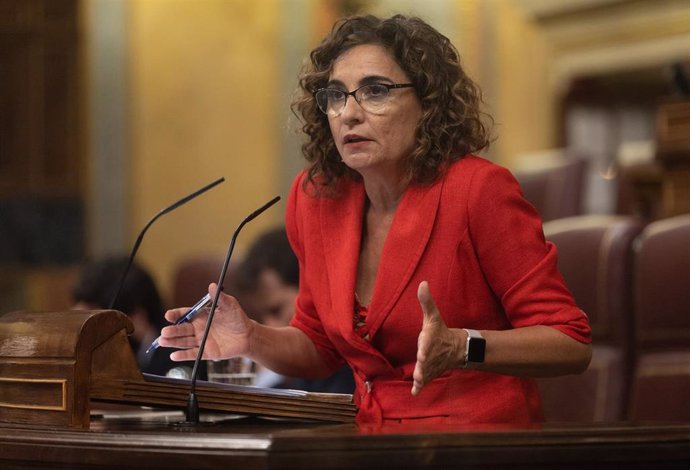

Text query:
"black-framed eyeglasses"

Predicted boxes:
[[314, 83, 414, 116]]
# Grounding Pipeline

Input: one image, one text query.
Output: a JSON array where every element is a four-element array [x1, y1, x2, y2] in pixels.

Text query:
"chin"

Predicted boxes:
[[342, 153, 374, 169]]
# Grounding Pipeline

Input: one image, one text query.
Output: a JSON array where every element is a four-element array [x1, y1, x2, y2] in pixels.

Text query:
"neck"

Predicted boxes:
[[361, 171, 408, 214]]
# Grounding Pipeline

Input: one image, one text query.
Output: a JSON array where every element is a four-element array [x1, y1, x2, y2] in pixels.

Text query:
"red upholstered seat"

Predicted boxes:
[[170, 255, 230, 308], [629, 214, 690, 422], [629, 352, 690, 422], [514, 156, 588, 222], [538, 215, 643, 422]]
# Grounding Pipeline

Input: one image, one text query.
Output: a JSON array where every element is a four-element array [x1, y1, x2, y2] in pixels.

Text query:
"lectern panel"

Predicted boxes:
[[0, 377, 66, 411]]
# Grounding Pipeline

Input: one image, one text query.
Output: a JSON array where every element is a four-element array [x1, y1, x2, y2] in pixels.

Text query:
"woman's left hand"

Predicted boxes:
[[412, 281, 465, 396]]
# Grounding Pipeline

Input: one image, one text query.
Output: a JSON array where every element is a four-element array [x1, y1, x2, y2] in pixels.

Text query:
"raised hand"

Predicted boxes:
[[411, 281, 465, 396], [159, 283, 254, 362]]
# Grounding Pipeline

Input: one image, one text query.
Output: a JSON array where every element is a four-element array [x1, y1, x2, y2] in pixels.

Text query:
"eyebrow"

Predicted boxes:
[[326, 75, 395, 89]]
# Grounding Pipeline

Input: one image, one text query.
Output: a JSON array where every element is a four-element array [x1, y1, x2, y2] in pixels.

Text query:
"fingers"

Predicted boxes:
[[412, 281, 441, 396], [208, 282, 219, 297], [417, 280, 431, 305], [165, 306, 192, 323], [208, 283, 229, 306], [412, 283, 430, 396], [160, 322, 195, 339], [164, 282, 223, 324], [417, 281, 439, 325], [158, 321, 199, 351], [170, 348, 200, 362], [412, 327, 430, 396], [207, 282, 242, 314], [411, 361, 424, 396]]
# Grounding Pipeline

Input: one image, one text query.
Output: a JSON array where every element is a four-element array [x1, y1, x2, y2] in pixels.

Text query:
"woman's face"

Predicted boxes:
[[327, 44, 422, 180]]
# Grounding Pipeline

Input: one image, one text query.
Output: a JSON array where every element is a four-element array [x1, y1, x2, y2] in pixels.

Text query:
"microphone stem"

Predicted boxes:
[[185, 195, 280, 424], [189, 231, 238, 392]]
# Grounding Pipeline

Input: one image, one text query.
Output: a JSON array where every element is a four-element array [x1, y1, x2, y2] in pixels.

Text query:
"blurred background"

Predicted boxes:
[[1, 0, 689, 314]]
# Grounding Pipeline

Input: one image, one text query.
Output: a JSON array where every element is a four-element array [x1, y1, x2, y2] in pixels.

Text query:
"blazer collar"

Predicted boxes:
[[320, 175, 443, 342]]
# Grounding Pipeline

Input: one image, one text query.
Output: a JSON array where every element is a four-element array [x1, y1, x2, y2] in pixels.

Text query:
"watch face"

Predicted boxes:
[[468, 337, 486, 363]]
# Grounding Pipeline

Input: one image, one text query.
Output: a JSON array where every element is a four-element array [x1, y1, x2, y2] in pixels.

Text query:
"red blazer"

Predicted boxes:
[[286, 156, 591, 425]]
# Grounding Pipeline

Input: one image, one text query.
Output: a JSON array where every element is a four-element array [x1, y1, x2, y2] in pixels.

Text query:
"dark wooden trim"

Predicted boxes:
[[1, 419, 689, 469]]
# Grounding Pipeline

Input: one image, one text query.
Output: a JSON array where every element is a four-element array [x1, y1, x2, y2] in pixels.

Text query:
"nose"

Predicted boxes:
[[339, 94, 364, 124]]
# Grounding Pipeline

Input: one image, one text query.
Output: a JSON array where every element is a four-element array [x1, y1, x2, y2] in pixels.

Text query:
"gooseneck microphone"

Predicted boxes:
[[108, 177, 225, 310], [183, 195, 281, 425]]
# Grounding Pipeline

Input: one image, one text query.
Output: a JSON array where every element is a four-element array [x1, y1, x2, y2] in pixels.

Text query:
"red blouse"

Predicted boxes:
[[286, 156, 591, 425]]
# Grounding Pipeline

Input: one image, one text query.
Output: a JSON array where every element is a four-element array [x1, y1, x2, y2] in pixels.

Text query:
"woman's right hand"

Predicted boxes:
[[158, 283, 254, 362]]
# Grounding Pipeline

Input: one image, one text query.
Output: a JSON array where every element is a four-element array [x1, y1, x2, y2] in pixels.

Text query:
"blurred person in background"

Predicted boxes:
[[72, 256, 190, 378], [234, 227, 355, 393]]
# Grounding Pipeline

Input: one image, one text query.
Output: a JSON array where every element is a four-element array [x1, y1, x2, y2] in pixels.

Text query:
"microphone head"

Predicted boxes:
[[244, 196, 281, 224]]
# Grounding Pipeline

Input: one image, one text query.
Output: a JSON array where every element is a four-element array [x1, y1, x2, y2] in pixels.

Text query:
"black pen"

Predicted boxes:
[[145, 293, 212, 354]]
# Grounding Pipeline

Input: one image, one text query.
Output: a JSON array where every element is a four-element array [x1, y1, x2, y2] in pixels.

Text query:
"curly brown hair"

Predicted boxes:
[[292, 14, 492, 192]]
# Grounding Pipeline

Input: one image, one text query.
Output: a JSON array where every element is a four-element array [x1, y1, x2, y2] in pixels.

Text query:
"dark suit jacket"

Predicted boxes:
[[287, 156, 591, 424]]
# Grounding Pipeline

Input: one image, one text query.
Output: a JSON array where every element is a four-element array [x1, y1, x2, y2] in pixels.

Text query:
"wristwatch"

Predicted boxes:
[[462, 329, 486, 369]]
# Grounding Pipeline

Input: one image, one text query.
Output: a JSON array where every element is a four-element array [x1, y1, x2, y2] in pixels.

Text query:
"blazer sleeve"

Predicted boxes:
[[466, 163, 592, 343], [285, 174, 346, 371]]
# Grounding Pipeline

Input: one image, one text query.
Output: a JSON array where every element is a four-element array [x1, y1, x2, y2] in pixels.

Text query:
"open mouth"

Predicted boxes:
[[344, 135, 368, 144]]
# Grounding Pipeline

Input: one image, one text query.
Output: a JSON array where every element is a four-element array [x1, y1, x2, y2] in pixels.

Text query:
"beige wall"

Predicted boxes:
[[128, 0, 282, 299], [485, 0, 556, 165], [9, 1, 690, 313]]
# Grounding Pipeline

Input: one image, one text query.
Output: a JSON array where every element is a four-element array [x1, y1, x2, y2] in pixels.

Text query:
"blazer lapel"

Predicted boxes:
[[365, 178, 444, 339], [319, 178, 365, 334], [317, 175, 443, 357]]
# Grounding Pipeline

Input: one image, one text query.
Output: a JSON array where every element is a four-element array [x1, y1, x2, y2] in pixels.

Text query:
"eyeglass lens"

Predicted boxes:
[[315, 84, 411, 116]]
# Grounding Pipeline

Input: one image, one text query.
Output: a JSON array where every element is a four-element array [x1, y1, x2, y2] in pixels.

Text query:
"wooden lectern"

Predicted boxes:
[[3, 313, 690, 468], [0, 310, 355, 429]]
